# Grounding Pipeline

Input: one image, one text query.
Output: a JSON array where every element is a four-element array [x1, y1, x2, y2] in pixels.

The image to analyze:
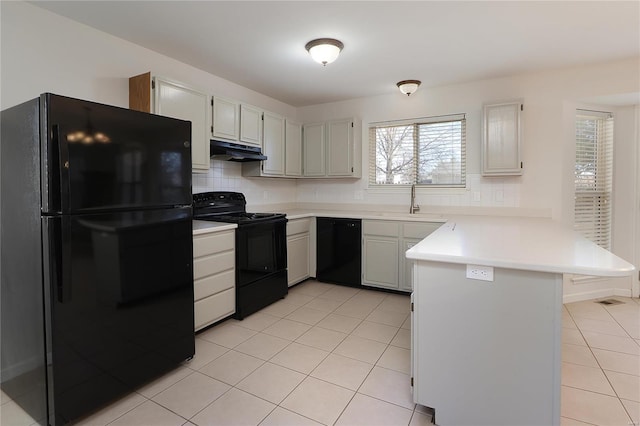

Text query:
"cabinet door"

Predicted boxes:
[[399, 238, 421, 291], [482, 101, 522, 176], [154, 77, 210, 171], [363, 235, 399, 289], [285, 120, 303, 177], [287, 233, 310, 286], [326, 118, 353, 176], [262, 111, 285, 175], [303, 123, 326, 176], [240, 104, 262, 147], [212, 96, 239, 141]]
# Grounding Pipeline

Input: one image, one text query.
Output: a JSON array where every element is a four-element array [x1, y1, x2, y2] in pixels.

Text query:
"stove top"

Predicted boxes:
[[193, 192, 286, 224], [196, 212, 286, 224]]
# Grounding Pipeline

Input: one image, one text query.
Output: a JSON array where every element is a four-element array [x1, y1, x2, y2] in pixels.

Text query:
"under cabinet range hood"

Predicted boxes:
[[210, 140, 267, 162]]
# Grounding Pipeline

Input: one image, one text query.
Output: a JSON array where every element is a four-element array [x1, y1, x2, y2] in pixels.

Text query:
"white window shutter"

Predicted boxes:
[[574, 112, 613, 250]]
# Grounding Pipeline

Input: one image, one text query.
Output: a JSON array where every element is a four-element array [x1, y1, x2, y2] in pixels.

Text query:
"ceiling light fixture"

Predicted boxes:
[[305, 38, 344, 66], [397, 80, 421, 96]]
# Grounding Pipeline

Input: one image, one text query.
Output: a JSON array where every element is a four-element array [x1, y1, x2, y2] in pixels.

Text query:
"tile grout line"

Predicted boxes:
[[565, 304, 635, 424]]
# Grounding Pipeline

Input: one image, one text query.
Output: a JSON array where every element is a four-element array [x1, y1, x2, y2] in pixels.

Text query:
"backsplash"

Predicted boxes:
[[294, 173, 522, 208], [192, 160, 297, 206], [193, 162, 521, 210]]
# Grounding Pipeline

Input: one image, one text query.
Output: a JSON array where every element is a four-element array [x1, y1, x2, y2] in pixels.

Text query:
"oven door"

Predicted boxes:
[[236, 219, 287, 287]]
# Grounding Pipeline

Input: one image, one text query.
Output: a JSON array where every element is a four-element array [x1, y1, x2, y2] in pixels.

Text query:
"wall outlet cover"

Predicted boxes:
[[466, 264, 494, 282]]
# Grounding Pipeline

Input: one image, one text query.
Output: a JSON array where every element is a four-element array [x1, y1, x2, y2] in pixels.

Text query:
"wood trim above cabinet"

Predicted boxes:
[[129, 72, 152, 113]]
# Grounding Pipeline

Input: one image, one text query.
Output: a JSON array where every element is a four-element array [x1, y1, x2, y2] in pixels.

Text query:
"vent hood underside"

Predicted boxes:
[[210, 140, 267, 162]]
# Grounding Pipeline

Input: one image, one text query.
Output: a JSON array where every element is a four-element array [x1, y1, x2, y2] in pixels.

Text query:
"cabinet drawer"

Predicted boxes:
[[403, 222, 441, 239], [287, 218, 311, 236], [194, 269, 235, 301], [194, 287, 235, 330], [194, 250, 234, 280], [193, 231, 235, 258], [363, 220, 400, 237]]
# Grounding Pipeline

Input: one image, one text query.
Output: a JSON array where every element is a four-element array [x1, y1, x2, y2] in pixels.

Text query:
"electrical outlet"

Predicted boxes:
[[466, 264, 494, 282]]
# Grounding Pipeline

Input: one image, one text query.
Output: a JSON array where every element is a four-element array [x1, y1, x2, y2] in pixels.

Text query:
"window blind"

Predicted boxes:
[[369, 114, 466, 187], [574, 111, 613, 250]]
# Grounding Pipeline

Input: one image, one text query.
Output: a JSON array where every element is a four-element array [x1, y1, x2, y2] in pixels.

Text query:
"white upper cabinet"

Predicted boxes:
[[482, 101, 523, 176], [242, 109, 287, 177], [303, 122, 326, 177], [326, 118, 354, 176], [240, 104, 262, 147], [285, 120, 303, 177], [129, 72, 211, 172], [262, 111, 285, 175], [302, 118, 360, 178], [212, 96, 239, 142]]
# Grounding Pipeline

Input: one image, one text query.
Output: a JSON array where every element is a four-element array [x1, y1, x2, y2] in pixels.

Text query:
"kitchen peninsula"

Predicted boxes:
[[406, 216, 635, 426]]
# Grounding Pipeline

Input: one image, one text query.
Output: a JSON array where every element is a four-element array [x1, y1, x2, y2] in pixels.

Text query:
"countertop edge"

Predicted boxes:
[[192, 220, 237, 235], [405, 216, 635, 277]]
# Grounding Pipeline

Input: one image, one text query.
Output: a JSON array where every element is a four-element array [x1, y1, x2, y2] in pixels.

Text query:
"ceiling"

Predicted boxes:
[[31, 1, 640, 107]]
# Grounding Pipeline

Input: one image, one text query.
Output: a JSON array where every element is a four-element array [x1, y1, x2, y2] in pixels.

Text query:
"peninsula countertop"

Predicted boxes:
[[405, 215, 635, 277]]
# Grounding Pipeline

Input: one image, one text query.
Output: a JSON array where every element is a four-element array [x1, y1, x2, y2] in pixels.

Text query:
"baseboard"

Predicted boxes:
[[563, 288, 633, 303]]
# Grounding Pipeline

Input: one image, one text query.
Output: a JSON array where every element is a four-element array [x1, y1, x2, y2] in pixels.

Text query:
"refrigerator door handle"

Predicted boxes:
[[52, 125, 70, 212], [51, 216, 72, 303]]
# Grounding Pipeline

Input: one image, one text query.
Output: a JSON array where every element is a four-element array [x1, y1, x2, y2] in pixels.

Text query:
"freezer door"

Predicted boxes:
[[44, 207, 194, 425], [42, 93, 192, 214]]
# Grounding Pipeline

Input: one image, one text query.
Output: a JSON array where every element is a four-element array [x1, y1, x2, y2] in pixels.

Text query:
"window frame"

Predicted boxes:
[[368, 114, 466, 188]]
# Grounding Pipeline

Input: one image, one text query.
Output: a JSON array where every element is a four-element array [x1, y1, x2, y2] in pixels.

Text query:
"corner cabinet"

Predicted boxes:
[[481, 101, 523, 176], [193, 229, 236, 331], [129, 72, 211, 172], [302, 118, 361, 178]]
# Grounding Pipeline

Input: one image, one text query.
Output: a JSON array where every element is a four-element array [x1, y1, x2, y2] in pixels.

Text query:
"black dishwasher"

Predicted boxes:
[[316, 217, 362, 287]]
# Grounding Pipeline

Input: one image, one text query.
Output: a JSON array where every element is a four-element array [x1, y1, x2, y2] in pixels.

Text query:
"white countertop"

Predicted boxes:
[[280, 209, 447, 223], [192, 220, 237, 235], [406, 216, 635, 277]]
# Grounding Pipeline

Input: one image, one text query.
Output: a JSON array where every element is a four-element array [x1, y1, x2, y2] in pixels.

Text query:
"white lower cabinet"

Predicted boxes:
[[363, 221, 400, 289], [287, 218, 311, 286], [193, 229, 235, 331], [363, 220, 441, 292]]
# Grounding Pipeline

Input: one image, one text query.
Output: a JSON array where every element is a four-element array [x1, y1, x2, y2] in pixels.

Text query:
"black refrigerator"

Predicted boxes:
[[0, 94, 195, 425]]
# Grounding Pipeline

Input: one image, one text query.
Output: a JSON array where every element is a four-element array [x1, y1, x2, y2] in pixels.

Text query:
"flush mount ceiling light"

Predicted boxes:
[[305, 38, 344, 66], [397, 80, 422, 96]]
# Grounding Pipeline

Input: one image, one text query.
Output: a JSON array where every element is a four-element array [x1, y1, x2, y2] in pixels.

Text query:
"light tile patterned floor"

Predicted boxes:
[[2, 281, 639, 426], [561, 297, 640, 426]]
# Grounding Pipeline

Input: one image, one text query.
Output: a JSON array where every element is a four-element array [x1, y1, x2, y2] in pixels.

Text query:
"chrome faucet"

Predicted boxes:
[[410, 184, 420, 214]]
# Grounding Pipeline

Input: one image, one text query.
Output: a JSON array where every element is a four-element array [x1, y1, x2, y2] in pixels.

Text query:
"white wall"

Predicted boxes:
[[0, 1, 299, 206]]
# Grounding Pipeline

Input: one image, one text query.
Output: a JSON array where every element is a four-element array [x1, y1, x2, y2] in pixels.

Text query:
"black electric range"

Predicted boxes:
[[193, 192, 288, 319]]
